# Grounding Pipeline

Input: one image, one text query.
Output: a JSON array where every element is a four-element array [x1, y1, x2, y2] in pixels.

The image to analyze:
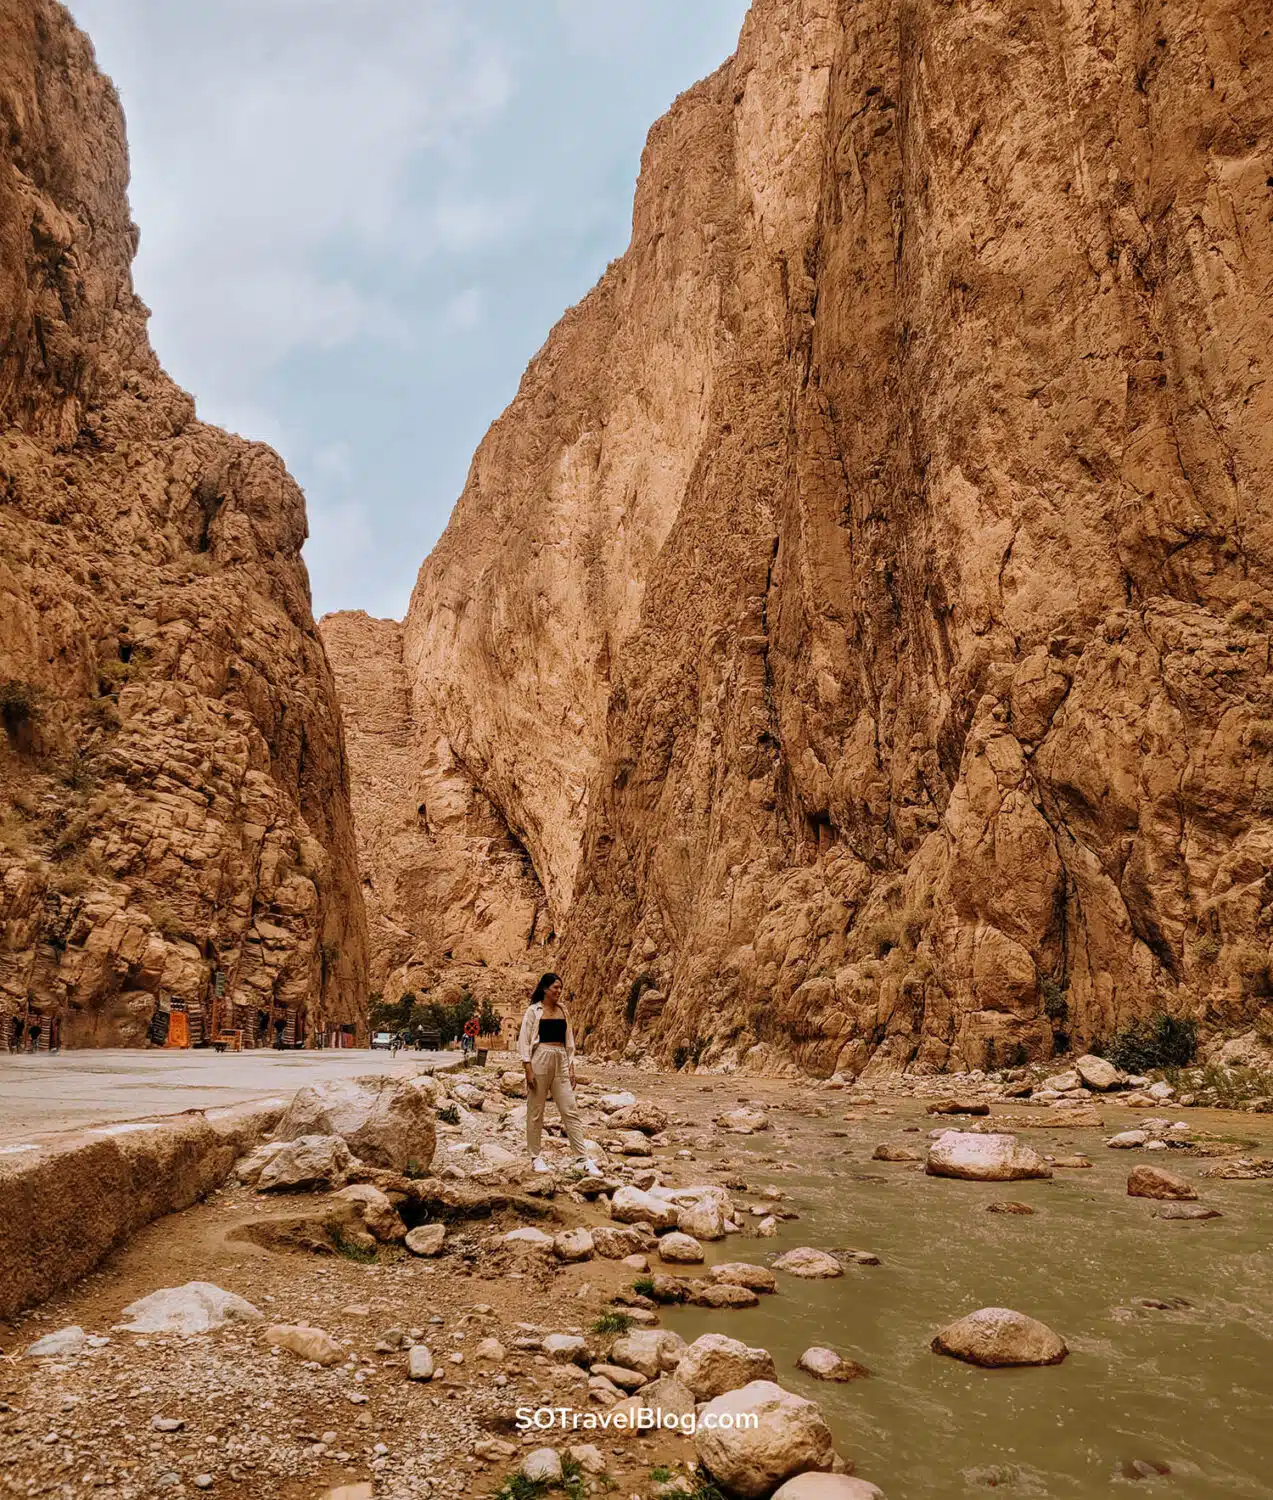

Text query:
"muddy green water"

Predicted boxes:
[[663, 1101, 1273, 1500]]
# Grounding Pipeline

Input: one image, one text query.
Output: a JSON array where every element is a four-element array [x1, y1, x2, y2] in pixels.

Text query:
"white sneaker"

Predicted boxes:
[[531, 1156, 552, 1174], [577, 1157, 602, 1177]]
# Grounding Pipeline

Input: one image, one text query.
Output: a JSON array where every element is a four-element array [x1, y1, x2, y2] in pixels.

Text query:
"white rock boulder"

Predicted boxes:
[[275, 1074, 437, 1172], [610, 1186, 678, 1230], [675, 1333, 776, 1400], [256, 1133, 354, 1192], [925, 1132, 1051, 1182], [696, 1381, 835, 1499], [773, 1247, 843, 1279], [116, 1283, 262, 1336], [931, 1307, 1067, 1367]]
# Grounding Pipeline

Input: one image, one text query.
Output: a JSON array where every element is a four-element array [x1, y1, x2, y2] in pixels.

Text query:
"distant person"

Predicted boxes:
[[517, 973, 599, 1176]]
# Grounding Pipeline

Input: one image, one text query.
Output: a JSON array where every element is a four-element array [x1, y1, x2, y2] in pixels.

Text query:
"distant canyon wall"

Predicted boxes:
[[0, 1, 368, 1047], [320, 610, 548, 1023], [390, 0, 1273, 1074]]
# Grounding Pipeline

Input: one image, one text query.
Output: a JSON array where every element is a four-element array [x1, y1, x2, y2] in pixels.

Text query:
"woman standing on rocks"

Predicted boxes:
[[518, 973, 599, 1176]]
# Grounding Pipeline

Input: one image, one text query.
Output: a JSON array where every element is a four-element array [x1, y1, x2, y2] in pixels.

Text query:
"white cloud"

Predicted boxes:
[[69, 0, 514, 425]]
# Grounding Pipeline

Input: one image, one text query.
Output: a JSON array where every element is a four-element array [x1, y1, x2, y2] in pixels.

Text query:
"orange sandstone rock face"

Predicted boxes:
[[319, 611, 548, 1016], [402, 0, 1273, 1075], [0, 1, 367, 1046]]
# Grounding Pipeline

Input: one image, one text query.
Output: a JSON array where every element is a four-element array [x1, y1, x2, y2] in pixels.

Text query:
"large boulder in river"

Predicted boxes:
[[926, 1132, 1051, 1181], [797, 1346, 870, 1382], [607, 1102, 669, 1134], [1075, 1054, 1123, 1090], [696, 1380, 835, 1498], [709, 1262, 777, 1293], [276, 1074, 437, 1172], [677, 1195, 728, 1239], [256, 1134, 354, 1192], [675, 1333, 776, 1399], [774, 1247, 844, 1279], [1127, 1165, 1198, 1200], [931, 1307, 1067, 1367], [593, 1225, 655, 1258]]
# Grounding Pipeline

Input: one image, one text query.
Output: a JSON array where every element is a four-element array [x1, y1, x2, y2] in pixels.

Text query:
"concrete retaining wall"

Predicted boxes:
[[0, 1100, 284, 1321]]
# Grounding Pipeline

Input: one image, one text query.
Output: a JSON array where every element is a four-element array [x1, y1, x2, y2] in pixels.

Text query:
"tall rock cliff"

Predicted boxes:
[[401, 0, 1273, 1075], [320, 610, 548, 1020], [0, 1, 368, 1048]]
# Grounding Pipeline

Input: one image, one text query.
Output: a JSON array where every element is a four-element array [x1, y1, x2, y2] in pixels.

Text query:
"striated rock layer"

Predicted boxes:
[[0, 1, 368, 1048], [320, 610, 549, 1021], [402, 0, 1273, 1075]]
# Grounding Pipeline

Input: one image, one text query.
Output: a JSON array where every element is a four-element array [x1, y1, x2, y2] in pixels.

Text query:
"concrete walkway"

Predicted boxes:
[[0, 1047, 456, 1144]]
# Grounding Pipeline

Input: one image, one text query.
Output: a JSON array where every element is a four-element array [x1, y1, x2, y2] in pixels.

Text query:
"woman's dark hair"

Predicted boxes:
[[531, 972, 562, 1005]]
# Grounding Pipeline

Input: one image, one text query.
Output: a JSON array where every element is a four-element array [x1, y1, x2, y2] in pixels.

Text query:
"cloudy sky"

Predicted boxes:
[[65, 0, 751, 620]]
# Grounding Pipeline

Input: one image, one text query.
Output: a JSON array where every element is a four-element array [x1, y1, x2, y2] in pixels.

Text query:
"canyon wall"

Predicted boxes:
[[320, 610, 548, 1022], [403, 0, 1273, 1075], [0, 1, 368, 1047]]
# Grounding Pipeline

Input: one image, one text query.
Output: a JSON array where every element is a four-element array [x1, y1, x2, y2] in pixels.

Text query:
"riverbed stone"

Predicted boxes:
[[598, 1092, 638, 1113], [658, 1232, 705, 1264], [333, 1184, 406, 1243], [24, 1326, 87, 1358], [1127, 1165, 1198, 1201], [642, 1375, 696, 1423], [926, 1132, 1051, 1181], [265, 1324, 344, 1365], [872, 1143, 922, 1162], [589, 1361, 647, 1391], [1153, 1203, 1222, 1220], [592, 1224, 655, 1258], [774, 1247, 844, 1278], [931, 1307, 1067, 1367], [709, 1262, 777, 1292], [927, 1098, 990, 1116], [116, 1283, 263, 1336], [257, 1134, 355, 1192], [521, 1449, 562, 1483], [772, 1476, 886, 1500], [276, 1074, 437, 1173], [610, 1186, 678, 1229], [796, 1346, 870, 1382], [675, 1333, 777, 1399], [716, 1108, 771, 1133], [553, 1227, 595, 1262], [677, 1196, 728, 1239], [611, 1329, 686, 1378], [695, 1380, 835, 1499], [689, 1282, 760, 1308], [404, 1224, 446, 1256], [1076, 1055, 1123, 1091], [408, 1345, 435, 1380], [504, 1227, 555, 1250], [607, 1102, 670, 1134], [542, 1333, 588, 1364], [1107, 1130, 1149, 1149]]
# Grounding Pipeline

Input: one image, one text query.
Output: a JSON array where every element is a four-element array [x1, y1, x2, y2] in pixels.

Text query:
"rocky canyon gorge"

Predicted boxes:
[[7, 0, 1273, 1077], [0, 0, 368, 1048], [331, 0, 1273, 1076]]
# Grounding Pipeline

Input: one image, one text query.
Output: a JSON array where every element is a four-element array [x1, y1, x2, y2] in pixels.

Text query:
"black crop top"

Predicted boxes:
[[537, 1015, 568, 1045]]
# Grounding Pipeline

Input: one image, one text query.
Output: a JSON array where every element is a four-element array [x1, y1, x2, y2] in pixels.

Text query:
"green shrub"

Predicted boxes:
[[1040, 977, 1069, 1024], [1098, 1012, 1197, 1072], [632, 1277, 655, 1297], [437, 1103, 460, 1125], [1194, 932, 1222, 964], [591, 1311, 632, 1335]]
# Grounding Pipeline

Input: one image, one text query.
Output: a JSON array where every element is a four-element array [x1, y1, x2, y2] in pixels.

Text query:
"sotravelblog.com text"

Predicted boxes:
[[515, 1405, 758, 1437]]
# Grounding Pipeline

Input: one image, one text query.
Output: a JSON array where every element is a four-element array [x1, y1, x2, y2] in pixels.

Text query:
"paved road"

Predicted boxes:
[[0, 1048, 455, 1144]]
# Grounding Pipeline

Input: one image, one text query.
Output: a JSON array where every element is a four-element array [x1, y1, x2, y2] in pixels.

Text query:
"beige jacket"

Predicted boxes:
[[517, 1004, 576, 1064]]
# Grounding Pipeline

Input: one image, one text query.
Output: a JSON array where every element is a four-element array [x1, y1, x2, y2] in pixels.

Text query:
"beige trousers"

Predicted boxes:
[[526, 1045, 588, 1158]]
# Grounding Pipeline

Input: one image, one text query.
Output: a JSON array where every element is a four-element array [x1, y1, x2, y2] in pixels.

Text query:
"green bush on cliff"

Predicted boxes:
[[1097, 1012, 1197, 1072]]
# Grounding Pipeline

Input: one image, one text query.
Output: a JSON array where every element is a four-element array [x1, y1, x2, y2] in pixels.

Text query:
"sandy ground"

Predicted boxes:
[[0, 1064, 815, 1500], [0, 1050, 454, 1143]]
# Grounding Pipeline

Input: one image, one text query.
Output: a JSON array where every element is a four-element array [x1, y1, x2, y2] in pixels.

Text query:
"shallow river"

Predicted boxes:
[[663, 1099, 1273, 1500]]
